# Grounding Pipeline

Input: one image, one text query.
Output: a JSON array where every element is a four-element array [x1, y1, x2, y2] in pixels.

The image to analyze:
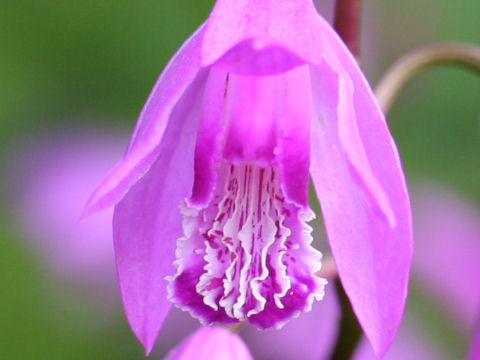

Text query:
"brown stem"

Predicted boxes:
[[224, 321, 247, 334], [333, 0, 362, 58], [375, 43, 480, 114], [316, 255, 338, 279]]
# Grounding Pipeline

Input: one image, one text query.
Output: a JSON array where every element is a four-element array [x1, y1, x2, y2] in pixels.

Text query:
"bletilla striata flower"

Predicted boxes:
[[84, 0, 413, 356]]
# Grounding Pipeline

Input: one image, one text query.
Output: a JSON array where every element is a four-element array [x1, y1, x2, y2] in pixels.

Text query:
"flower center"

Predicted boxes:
[[199, 164, 290, 320], [168, 162, 326, 328]]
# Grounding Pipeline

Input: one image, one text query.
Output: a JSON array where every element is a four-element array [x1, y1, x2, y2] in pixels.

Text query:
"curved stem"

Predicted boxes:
[[334, 0, 362, 58], [375, 43, 480, 114]]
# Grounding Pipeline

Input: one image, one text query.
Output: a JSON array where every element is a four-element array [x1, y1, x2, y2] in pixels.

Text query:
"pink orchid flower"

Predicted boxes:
[[84, 0, 412, 356], [165, 327, 253, 360]]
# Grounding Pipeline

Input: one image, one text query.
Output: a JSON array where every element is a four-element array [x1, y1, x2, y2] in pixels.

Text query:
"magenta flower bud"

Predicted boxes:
[[165, 327, 253, 360], [84, 0, 413, 356]]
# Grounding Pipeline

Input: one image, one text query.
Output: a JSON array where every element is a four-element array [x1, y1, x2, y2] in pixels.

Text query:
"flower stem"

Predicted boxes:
[[375, 43, 480, 114], [224, 321, 246, 334], [316, 256, 338, 279], [333, 0, 362, 58], [328, 279, 363, 360]]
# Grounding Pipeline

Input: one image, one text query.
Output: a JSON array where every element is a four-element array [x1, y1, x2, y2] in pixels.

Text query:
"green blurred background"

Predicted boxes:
[[0, 0, 478, 359]]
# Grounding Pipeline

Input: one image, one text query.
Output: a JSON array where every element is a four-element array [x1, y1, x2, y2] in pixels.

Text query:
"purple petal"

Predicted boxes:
[[275, 65, 312, 207], [222, 72, 281, 164], [202, 0, 327, 75], [309, 34, 413, 357], [112, 73, 206, 354], [190, 68, 229, 206], [192, 64, 313, 208], [210, 39, 306, 76], [165, 327, 253, 360], [83, 25, 205, 216], [469, 323, 480, 360]]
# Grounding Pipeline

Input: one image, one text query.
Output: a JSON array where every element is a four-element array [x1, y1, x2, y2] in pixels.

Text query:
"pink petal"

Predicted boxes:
[[190, 68, 229, 206], [208, 38, 306, 76], [222, 71, 281, 164], [83, 25, 205, 216], [112, 75, 205, 353], [275, 65, 312, 207], [192, 64, 313, 209], [202, 0, 327, 75], [469, 323, 480, 360], [309, 44, 413, 357], [165, 327, 253, 360]]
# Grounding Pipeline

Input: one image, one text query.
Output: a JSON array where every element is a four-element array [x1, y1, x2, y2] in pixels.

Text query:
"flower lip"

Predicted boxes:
[[208, 37, 308, 76], [168, 161, 326, 329]]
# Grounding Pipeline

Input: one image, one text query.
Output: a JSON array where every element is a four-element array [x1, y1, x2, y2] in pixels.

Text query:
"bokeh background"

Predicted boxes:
[[0, 0, 478, 359]]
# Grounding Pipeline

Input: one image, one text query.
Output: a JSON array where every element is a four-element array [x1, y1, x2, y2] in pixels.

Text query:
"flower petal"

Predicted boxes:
[[83, 25, 205, 216], [190, 68, 229, 206], [469, 323, 480, 360], [276, 65, 312, 207], [165, 327, 254, 360], [112, 73, 206, 354], [192, 64, 313, 208], [202, 0, 326, 75], [309, 50, 413, 356], [223, 72, 280, 163], [210, 38, 306, 76]]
